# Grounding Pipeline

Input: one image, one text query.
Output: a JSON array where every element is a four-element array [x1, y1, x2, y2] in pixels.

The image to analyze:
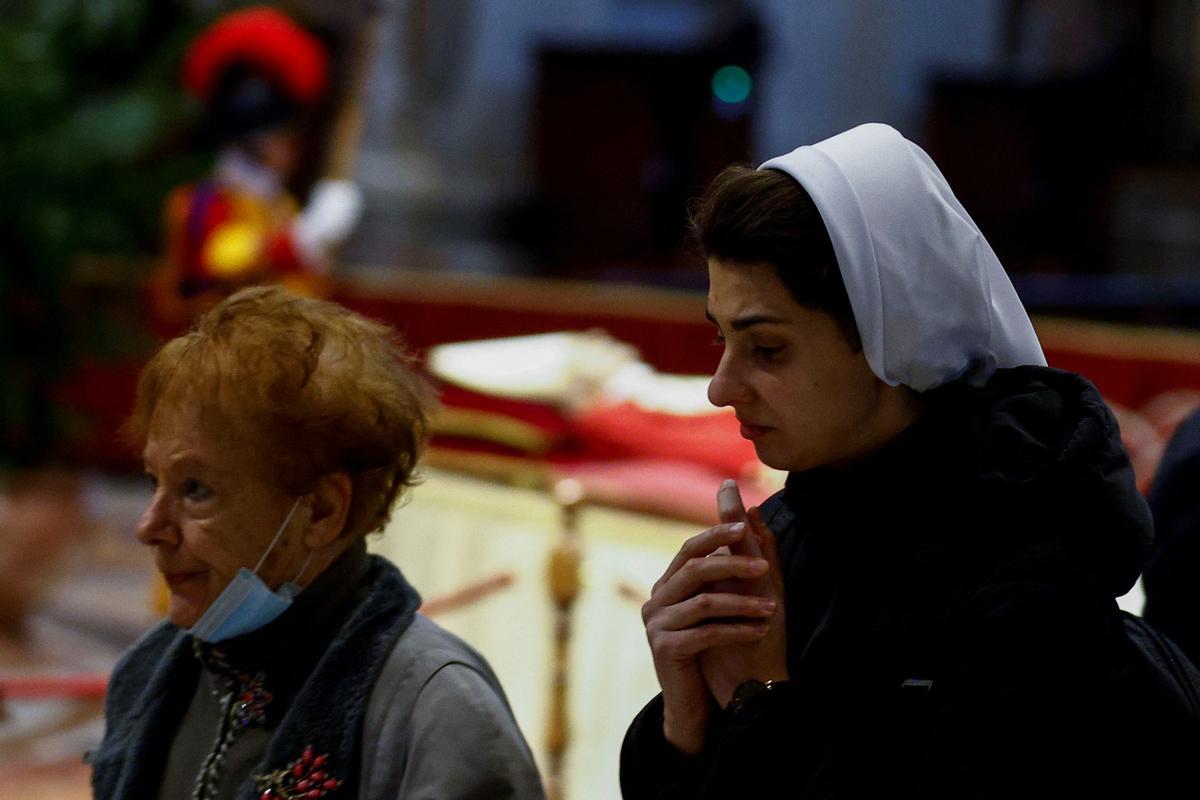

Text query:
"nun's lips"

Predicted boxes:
[[739, 422, 772, 440]]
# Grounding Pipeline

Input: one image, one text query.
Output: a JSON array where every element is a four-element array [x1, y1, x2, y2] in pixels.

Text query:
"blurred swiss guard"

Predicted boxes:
[[150, 6, 362, 327]]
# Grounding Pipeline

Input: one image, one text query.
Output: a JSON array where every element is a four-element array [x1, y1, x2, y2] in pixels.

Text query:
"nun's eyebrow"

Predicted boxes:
[[705, 309, 787, 331]]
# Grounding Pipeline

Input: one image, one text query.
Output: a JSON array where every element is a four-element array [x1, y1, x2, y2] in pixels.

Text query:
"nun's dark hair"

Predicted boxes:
[[690, 165, 861, 350]]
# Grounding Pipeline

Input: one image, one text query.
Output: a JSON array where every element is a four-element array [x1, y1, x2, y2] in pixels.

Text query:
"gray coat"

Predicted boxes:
[[95, 549, 544, 799], [359, 614, 545, 799]]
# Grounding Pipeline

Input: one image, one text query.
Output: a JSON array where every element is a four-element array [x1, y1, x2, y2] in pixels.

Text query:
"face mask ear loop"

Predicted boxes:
[[291, 549, 315, 585], [253, 497, 303, 576]]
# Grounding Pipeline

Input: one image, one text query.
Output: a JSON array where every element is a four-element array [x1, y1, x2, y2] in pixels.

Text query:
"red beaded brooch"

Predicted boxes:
[[255, 746, 342, 799]]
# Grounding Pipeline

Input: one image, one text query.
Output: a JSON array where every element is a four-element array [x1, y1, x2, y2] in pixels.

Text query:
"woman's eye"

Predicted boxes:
[[754, 345, 784, 361], [144, 473, 158, 490], [182, 479, 213, 502], [711, 333, 726, 347]]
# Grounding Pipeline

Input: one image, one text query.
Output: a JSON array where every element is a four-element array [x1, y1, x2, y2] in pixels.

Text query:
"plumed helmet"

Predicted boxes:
[[183, 6, 329, 139]]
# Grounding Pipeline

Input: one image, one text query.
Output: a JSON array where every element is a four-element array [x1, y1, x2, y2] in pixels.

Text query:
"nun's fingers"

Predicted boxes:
[[719, 480, 764, 560], [748, 505, 785, 597], [648, 591, 778, 634], [717, 479, 748, 524], [653, 522, 747, 593], [645, 554, 769, 615], [649, 622, 771, 665]]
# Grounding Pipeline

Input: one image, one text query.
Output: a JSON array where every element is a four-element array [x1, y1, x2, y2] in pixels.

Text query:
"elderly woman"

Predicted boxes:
[[622, 124, 1197, 798], [91, 287, 544, 799]]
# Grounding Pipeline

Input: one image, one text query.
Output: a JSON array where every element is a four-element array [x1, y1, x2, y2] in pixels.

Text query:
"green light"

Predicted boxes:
[[712, 65, 752, 104]]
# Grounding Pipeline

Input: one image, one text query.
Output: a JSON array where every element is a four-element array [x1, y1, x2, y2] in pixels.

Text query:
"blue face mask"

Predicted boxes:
[[189, 497, 312, 643]]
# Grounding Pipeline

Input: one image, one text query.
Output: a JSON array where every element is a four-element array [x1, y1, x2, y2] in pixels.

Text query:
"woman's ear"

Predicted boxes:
[[303, 472, 352, 548]]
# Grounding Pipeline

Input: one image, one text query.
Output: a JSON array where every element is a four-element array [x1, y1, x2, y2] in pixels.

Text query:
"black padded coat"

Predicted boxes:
[[621, 366, 1196, 799]]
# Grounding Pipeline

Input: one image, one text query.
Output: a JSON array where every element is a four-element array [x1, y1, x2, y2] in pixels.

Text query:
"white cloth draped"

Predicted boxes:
[[760, 123, 1046, 391]]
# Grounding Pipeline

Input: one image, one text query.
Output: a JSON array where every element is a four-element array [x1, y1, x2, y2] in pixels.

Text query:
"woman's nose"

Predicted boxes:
[[136, 491, 178, 546], [708, 352, 749, 409]]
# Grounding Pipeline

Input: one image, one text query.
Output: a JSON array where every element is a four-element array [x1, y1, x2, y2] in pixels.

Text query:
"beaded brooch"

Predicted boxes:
[[255, 746, 343, 799], [229, 671, 273, 729]]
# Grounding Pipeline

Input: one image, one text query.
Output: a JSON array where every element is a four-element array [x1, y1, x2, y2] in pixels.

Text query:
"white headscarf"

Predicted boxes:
[[759, 123, 1045, 391]]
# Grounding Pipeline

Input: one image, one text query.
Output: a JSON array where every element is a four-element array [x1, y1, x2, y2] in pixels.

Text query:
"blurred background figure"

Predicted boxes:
[[150, 5, 363, 328], [1144, 407, 1200, 667]]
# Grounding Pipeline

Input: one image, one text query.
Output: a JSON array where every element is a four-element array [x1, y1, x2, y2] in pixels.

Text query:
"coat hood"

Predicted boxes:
[[760, 123, 1046, 391], [927, 366, 1152, 597], [782, 366, 1150, 598]]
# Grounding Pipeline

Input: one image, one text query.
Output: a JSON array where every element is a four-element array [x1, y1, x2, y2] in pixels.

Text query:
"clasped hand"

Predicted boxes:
[[641, 480, 789, 754]]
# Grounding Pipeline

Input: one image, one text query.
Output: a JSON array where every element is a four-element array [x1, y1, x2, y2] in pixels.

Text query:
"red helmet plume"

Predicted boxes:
[[183, 6, 329, 108]]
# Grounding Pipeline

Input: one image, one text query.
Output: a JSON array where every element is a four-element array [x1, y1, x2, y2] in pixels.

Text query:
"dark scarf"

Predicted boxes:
[[91, 551, 422, 800]]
